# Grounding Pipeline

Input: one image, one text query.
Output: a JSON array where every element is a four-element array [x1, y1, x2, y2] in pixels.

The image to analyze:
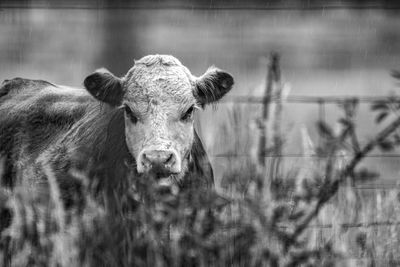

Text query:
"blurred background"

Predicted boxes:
[[1, 0, 400, 186]]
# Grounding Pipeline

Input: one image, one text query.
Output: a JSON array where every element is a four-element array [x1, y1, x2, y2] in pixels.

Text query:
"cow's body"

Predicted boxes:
[[0, 55, 233, 208], [0, 78, 212, 206]]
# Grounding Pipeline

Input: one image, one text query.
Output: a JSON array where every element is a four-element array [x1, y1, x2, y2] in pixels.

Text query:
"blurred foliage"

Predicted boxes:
[[2, 88, 400, 266]]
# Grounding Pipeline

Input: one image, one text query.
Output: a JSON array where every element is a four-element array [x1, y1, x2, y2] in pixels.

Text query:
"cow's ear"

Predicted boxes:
[[84, 68, 124, 106], [194, 67, 234, 106]]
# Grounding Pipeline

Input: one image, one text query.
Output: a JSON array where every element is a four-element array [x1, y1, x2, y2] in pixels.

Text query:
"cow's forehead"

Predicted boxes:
[[123, 55, 196, 107]]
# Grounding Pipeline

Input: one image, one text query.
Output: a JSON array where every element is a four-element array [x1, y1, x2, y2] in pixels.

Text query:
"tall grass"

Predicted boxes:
[[1, 66, 400, 266]]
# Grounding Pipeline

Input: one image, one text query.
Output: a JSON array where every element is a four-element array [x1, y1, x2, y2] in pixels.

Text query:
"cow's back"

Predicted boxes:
[[0, 78, 95, 187]]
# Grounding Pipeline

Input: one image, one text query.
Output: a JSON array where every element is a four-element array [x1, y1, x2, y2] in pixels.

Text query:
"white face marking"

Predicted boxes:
[[122, 56, 199, 180]]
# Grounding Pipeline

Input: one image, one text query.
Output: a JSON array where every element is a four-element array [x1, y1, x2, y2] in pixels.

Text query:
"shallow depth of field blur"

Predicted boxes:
[[1, 1, 400, 266]]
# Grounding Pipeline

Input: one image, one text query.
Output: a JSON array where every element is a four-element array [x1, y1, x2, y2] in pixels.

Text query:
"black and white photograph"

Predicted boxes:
[[0, 1, 400, 266]]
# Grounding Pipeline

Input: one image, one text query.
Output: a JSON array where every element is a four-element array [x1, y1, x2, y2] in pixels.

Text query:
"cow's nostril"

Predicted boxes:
[[138, 150, 180, 174], [165, 153, 174, 164], [141, 150, 175, 165]]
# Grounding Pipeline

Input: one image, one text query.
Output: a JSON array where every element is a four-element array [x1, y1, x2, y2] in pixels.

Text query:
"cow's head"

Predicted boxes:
[[84, 55, 233, 181]]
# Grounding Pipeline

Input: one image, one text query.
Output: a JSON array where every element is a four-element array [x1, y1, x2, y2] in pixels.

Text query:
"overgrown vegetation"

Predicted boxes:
[[1, 58, 400, 266]]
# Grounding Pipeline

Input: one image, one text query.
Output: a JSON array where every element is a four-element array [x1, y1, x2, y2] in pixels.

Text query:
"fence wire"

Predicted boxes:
[[218, 94, 400, 158], [214, 93, 400, 191], [223, 94, 400, 104]]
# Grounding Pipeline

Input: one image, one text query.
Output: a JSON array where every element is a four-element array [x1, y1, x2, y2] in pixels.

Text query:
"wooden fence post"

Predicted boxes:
[[257, 52, 283, 191]]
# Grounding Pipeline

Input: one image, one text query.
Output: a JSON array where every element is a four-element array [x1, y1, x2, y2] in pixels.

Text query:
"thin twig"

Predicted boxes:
[[257, 53, 278, 168], [270, 54, 283, 185]]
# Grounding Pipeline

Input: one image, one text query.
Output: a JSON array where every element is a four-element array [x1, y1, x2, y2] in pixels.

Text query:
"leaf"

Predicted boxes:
[[317, 121, 334, 139], [271, 204, 290, 224], [394, 134, 400, 145], [375, 111, 388, 123], [371, 101, 388, 111], [338, 118, 352, 128], [288, 210, 305, 221], [391, 70, 400, 80], [378, 139, 394, 152]]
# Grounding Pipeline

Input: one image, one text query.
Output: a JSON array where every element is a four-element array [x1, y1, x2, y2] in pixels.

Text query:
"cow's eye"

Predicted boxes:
[[124, 105, 138, 124], [181, 106, 194, 122]]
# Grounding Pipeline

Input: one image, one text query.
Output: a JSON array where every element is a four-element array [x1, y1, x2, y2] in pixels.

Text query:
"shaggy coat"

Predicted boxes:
[[0, 55, 234, 208]]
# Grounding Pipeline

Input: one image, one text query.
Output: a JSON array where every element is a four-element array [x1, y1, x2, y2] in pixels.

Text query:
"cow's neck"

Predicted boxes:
[[181, 129, 214, 189]]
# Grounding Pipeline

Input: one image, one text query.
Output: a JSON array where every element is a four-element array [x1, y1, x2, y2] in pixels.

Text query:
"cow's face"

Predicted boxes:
[[84, 55, 233, 181]]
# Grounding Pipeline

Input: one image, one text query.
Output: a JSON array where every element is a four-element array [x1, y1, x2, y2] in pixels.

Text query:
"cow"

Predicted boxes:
[[0, 55, 234, 209]]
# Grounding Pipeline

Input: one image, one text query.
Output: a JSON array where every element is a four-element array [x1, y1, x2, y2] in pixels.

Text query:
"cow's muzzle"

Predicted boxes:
[[137, 149, 181, 176]]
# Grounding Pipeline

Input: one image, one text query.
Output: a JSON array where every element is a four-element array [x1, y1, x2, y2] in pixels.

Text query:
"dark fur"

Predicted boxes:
[[84, 70, 124, 106], [195, 67, 234, 106], [0, 78, 214, 209]]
